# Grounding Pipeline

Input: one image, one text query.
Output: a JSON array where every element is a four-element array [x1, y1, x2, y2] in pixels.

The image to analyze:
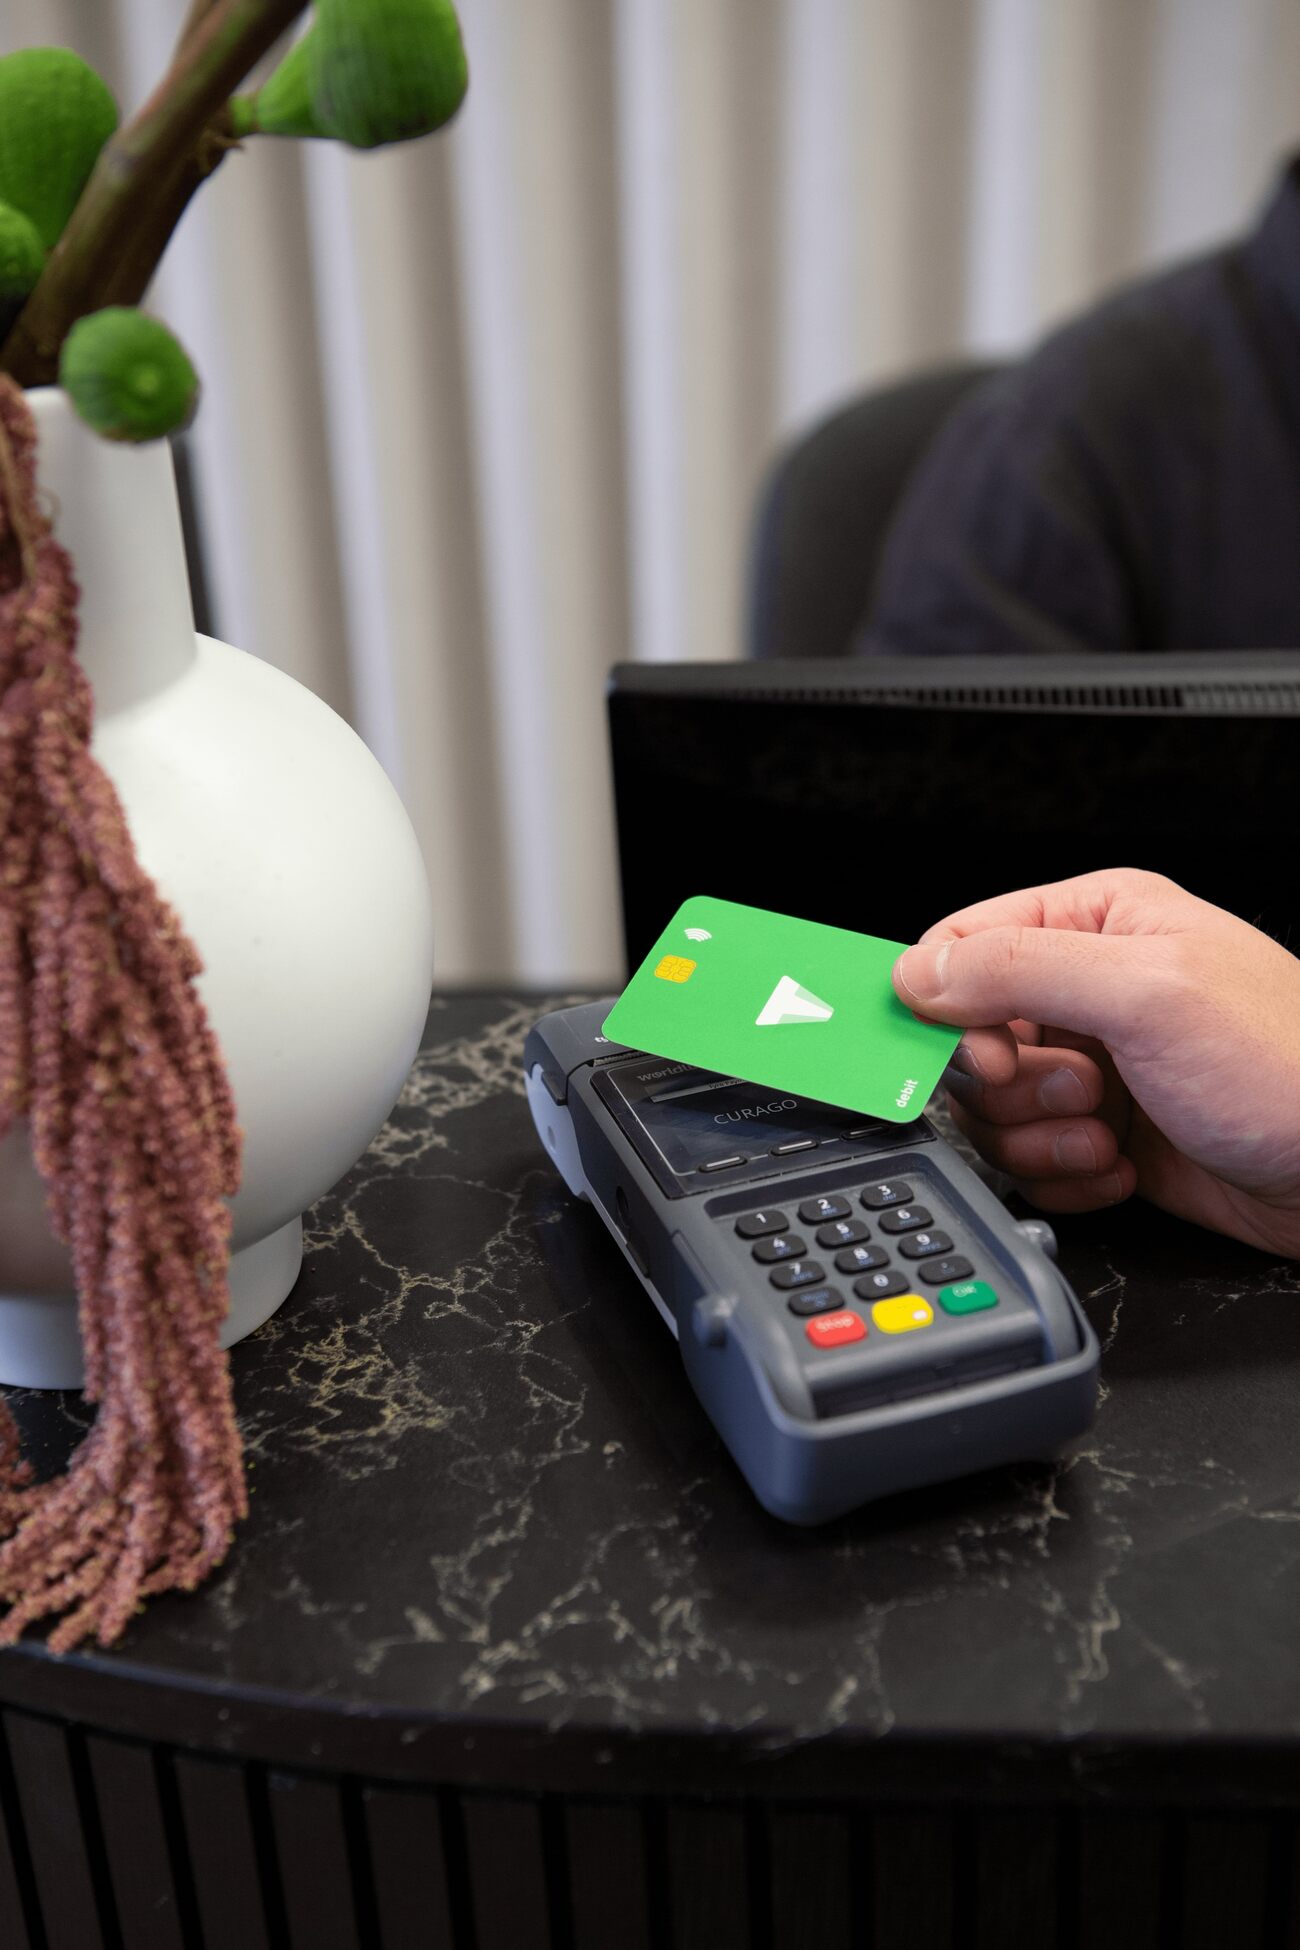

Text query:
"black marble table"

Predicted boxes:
[[3, 992, 1300, 1950]]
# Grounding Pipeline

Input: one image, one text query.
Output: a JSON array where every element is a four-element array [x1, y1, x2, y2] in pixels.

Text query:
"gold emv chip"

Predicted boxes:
[[654, 954, 696, 983]]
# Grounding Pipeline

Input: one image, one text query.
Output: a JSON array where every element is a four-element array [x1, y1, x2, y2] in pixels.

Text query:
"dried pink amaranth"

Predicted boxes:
[[0, 375, 245, 1652]]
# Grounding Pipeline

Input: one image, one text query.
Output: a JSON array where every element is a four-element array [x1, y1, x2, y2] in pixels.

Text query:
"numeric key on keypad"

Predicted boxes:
[[770, 1260, 825, 1290], [753, 1234, 806, 1264], [798, 1194, 852, 1225], [879, 1205, 932, 1234], [787, 1286, 843, 1318], [861, 1181, 912, 1209], [816, 1217, 870, 1248], [918, 1255, 976, 1285], [834, 1243, 889, 1274], [735, 1210, 789, 1239], [899, 1230, 953, 1260], [854, 1268, 912, 1301]]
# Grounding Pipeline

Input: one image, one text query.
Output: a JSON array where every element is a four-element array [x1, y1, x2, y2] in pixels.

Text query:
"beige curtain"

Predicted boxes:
[[6, 0, 1300, 982]]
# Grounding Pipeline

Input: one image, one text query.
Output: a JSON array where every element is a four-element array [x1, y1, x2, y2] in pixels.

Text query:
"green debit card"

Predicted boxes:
[[602, 895, 962, 1122]]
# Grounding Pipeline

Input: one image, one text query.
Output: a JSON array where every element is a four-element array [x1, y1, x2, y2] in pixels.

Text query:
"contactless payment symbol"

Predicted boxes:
[[755, 975, 834, 1027], [684, 927, 711, 942], [654, 954, 696, 983]]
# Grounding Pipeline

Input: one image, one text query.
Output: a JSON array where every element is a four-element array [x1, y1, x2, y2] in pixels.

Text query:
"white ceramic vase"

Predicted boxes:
[[0, 388, 434, 1388]]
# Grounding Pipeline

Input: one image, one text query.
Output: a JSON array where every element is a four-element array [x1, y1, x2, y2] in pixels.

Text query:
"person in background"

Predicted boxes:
[[863, 160, 1300, 657], [892, 869, 1300, 1257]]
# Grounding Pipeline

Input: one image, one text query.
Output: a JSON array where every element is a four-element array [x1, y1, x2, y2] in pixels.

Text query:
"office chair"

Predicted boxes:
[[747, 360, 1001, 660]]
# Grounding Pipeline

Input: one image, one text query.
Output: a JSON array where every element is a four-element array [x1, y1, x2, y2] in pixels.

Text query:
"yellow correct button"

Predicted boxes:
[[871, 1294, 934, 1334]]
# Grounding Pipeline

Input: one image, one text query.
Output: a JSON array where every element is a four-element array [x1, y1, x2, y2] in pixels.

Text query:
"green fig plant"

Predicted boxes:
[[0, 0, 468, 436]]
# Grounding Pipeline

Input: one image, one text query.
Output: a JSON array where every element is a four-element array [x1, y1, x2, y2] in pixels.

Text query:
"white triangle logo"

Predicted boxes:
[[755, 975, 834, 1027]]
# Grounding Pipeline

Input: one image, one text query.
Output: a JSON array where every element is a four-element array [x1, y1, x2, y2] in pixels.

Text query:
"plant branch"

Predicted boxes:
[[1, 0, 309, 385], [177, 0, 226, 51], [95, 112, 239, 311], [101, 0, 264, 313]]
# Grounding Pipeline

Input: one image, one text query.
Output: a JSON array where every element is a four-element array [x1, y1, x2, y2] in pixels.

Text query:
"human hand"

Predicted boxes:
[[891, 869, 1300, 1258]]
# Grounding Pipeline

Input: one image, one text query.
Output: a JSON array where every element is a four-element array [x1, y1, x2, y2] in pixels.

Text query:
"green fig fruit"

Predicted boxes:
[[0, 48, 118, 252], [0, 197, 45, 345], [0, 198, 44, 301], [312, 0, 468, 148], [59, 308, 199, 443], [231, 33, 328, 140], [237, 0, 467, 150]]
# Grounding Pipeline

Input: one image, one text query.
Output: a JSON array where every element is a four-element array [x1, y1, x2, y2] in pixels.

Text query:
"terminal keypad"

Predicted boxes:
[[725, 1173, 1009, 1359]]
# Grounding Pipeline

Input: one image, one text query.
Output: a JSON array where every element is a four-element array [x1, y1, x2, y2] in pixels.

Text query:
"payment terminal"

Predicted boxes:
[[525, 1002, 1099, 1523]]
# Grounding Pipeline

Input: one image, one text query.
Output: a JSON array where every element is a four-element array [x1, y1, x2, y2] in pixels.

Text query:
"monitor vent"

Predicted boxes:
[[723, 681, 1300, 716]]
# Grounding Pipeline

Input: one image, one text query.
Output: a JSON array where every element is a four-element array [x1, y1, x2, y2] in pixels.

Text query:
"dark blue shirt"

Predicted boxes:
[[863, 165, 1300, 655]]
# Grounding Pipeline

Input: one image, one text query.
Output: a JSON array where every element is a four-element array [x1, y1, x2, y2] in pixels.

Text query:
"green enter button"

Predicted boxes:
[[938, 1279, 998, 1315]]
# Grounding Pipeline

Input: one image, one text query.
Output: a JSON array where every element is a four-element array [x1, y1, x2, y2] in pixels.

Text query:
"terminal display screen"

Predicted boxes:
[[598, 1052, 910, 1186]]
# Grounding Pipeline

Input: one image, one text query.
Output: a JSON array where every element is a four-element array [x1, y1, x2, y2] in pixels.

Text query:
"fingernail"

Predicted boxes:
[[1054, 1127, 1097, 1173], [895, 940, 951, 1005], [1097, 1171, 1125, 1204], [1040, 1067, 1088, 1114], [947, 1041, 985, 1083]]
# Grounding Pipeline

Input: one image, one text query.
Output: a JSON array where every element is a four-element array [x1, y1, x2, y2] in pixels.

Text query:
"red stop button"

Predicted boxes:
[[805, 1309, 866, 1349]]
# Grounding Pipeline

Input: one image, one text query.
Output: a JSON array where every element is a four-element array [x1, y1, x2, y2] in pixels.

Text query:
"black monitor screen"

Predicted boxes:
[[608, 654, 1300, 973]]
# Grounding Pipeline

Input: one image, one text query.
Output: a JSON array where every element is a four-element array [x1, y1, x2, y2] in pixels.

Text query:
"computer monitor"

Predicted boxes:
[[608, 652, 1300, 972]]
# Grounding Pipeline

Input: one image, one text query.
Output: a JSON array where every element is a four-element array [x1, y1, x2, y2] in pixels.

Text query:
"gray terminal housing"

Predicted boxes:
[[524, 1002, 1099, 1524]]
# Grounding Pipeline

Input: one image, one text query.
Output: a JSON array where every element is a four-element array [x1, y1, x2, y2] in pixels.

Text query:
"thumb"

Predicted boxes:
[[893, 925, 1168, 1044]]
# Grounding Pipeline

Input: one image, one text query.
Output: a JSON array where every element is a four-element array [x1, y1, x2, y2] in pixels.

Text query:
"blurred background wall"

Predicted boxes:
[[4, 0, 1300, 984]]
